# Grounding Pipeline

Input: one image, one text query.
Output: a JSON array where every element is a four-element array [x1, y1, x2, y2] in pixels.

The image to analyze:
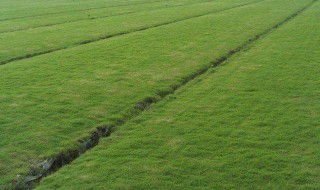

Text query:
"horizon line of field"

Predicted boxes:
[[14, 1, 317, 189], [0, 0, 172, 21], [0, 0, 218, 34], [0, 0, 263, 66]]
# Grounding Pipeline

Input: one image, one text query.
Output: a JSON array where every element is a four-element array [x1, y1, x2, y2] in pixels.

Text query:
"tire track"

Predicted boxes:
[[0, 0, 263, 66], [0, 1, 215, 34], [12, 0, 317, 189]]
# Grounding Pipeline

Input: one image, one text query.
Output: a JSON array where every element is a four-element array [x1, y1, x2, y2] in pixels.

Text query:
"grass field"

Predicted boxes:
[[0, 0, 319, 189], [0, 0, 214, 33], [36, 1, 320, 189], [0, 0, 168, 20], [0, 0, 260, 63]]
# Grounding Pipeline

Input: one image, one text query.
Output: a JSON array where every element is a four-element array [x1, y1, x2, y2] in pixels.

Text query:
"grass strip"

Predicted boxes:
[[0, 0, 211, 33], [0, 0, 259, 64], [0, 0, 168, 21]]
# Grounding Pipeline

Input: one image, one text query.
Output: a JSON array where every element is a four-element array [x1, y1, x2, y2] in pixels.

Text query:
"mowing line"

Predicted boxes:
[[0, 0, 216, 34], [0, 0, 172, 21], [14, 0, 317, 189], [0, 0, 263, 66]]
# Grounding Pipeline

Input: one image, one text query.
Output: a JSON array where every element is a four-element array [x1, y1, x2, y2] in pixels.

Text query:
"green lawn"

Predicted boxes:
[[0, 0, 318, 189], [36, 1, 320, 189], [0, 0, 211, 33], [0, 0, 164, 20], [0, 0, 258, 63]]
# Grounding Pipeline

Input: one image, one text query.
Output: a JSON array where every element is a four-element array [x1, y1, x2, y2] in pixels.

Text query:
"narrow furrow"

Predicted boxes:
[[0, 0, 262, 66], [14, 0, 316, 189], [0, 1, 213, 34]]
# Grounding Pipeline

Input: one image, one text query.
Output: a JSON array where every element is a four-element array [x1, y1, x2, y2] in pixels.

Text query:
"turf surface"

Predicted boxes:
[[0, 0, 318, 189], [0, 0, 211, 33], [0, 0, 258, 63], [0, 0, 165, 20], [36, 1, 320, 189]]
